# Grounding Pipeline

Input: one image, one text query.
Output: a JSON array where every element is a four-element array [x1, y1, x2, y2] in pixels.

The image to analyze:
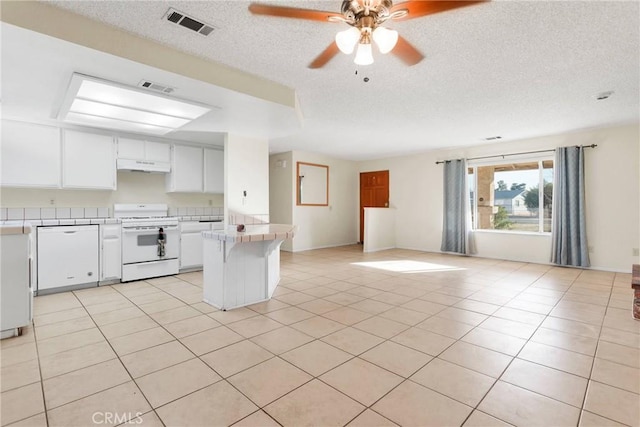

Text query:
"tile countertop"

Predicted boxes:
[[202, 224, 297, 243], [6, 217, 222, 227], [25, 218, 121, 226], [0, 221, 33, 235]]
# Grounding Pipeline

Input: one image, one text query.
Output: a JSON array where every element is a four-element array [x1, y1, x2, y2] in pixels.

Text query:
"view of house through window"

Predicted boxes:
[[468, 160, 553, 232]]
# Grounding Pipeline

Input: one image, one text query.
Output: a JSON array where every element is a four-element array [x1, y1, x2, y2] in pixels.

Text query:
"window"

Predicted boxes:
[[468, 159, 554, 233]]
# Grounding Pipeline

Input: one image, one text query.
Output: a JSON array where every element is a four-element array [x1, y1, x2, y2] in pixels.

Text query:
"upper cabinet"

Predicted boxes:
[[167, 145, 204, 192], [146, 141, 171, 162], [117, 138, 171, 172], [166, 145, 224, 194], [204, 148, 224, 194], [0, 119, 220, 193], [63, 130, 116, 190], [117, 137, 145, 160], [117, 138, 170, 162], [1, 120, 61, 188]]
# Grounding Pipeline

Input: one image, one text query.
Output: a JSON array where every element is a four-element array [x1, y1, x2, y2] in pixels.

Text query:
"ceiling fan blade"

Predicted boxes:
[[249, 3, 342, 22], [391, 1, 488, 21], [392, 36, 424, 66], [309, 42, 340, 69]]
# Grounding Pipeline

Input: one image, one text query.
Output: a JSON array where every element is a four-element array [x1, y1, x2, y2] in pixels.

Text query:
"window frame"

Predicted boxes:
[[468, 155, 554, 234]]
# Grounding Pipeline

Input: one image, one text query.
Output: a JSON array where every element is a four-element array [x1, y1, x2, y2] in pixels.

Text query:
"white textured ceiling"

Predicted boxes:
[[7, 1, 640, 159]]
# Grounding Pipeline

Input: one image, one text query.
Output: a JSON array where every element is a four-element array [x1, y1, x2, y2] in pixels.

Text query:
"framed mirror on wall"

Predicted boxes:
[[297, 162, 329, 206]]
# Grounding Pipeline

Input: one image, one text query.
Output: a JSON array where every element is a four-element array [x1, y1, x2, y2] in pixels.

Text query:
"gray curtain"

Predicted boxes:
[[551, 146, 590, 267], [441, 159, 475, 255]]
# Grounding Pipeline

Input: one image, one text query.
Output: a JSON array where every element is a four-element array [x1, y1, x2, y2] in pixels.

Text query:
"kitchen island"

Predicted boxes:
[[202, 224, 296, 310]]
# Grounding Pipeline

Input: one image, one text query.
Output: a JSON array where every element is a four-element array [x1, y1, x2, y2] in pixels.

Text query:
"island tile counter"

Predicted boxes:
[[202, 224, 296, 243], [202, 224, 296, 310]]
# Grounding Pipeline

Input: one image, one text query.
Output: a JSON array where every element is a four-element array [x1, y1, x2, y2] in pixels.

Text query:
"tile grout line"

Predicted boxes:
[[112, 276, 293, 425], [464, 268, 615, 426], [25, 252, 637, 427], [68, 287, 163, 426], [576, 274, 619, 427], [43, 276, 216, 425], [32, 322, 50, 427]]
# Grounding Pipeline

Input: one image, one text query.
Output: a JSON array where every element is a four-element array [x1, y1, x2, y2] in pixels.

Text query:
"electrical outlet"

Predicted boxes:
[[588, 246, 594, 253], [208, 199, 212, 206], [49, 199, 55, 205], [633, 248, 639, 257]]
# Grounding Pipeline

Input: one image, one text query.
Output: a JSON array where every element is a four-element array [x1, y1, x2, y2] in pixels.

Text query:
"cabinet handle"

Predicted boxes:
[[64, 230, 77, 234]]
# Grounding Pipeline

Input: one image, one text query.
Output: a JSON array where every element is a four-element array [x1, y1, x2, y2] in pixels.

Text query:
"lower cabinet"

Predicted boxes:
[[100, 224, 121, 281], [179, 221, 223, 270], [179, 222, 210, 270]]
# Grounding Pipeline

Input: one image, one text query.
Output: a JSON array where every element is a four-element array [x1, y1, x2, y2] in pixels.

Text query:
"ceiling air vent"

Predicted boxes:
[[138, 80, 176, 94], [164, 8, 215, 36]]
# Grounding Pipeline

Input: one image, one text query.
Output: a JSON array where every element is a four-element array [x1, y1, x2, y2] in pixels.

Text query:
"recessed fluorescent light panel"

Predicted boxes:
[[57, 74, 211, 135]]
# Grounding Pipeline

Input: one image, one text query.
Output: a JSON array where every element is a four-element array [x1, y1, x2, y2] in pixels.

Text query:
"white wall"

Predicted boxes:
[[583, 125, 639, 271], [359, 155, 439, 254], [358, 124, 640, 272], [291, 150, 358, 251], [0, 171, 223, 209], [268, 150, 358, 252], [364, 208, 396, 253], [269, 152, 293, 251], [224, 134, 270, 224]]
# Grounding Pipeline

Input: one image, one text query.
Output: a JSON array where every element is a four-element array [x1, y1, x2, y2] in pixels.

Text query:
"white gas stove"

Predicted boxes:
[[114, 204, 179, 282]]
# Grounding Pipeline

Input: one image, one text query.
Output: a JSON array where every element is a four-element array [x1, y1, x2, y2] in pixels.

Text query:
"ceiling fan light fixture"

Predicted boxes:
[[354, 42, 374, 65], [372, 26, 398, 54], [335, 27, 361, 54]]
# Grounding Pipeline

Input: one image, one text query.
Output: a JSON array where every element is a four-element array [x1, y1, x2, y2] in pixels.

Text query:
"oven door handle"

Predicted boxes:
[[122, 225, 179, 233]]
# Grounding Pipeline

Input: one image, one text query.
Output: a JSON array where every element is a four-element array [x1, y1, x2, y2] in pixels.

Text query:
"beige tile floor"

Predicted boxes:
[[2, 246, 640, 427]]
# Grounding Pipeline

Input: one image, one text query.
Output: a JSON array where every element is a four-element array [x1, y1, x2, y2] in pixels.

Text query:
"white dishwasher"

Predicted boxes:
[[37, 225, 99, 293]]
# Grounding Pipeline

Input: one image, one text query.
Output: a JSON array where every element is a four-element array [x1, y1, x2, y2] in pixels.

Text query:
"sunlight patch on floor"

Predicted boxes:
[[351, 260, 466, 274]]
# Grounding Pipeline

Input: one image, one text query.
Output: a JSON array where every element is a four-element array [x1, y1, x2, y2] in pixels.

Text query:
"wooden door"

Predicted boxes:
[[360, 170, 389, 243]]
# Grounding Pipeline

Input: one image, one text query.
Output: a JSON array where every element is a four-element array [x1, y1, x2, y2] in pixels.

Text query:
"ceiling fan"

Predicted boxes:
[[248, 0, 487, 68]]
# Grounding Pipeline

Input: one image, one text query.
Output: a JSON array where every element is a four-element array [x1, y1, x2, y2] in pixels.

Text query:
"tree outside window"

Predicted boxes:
[[468, 160, 553, 233]]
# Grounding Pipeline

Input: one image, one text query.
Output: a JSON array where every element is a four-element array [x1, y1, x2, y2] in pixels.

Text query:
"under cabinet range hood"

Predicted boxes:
[[116, 158, 170, 173]]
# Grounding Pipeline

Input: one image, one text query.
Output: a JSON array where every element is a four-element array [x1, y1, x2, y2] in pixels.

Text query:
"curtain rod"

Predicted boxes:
[[435, 144, 597, 164]]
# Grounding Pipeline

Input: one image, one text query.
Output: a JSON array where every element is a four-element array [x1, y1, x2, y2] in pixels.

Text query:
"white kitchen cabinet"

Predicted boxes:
[[1, 120, 61, 188], [100, 224, 121, 281], [63, 130, 116, 190], [167, 145, 203, 192], [0, 223, 33, 338], [117, 137, 145, 159], [117, 138, 170, 162], [180, 221, 209, 270], [204, 148, 224, 194], [179, 221, 223, 270], [146, 141, 171, 162]]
